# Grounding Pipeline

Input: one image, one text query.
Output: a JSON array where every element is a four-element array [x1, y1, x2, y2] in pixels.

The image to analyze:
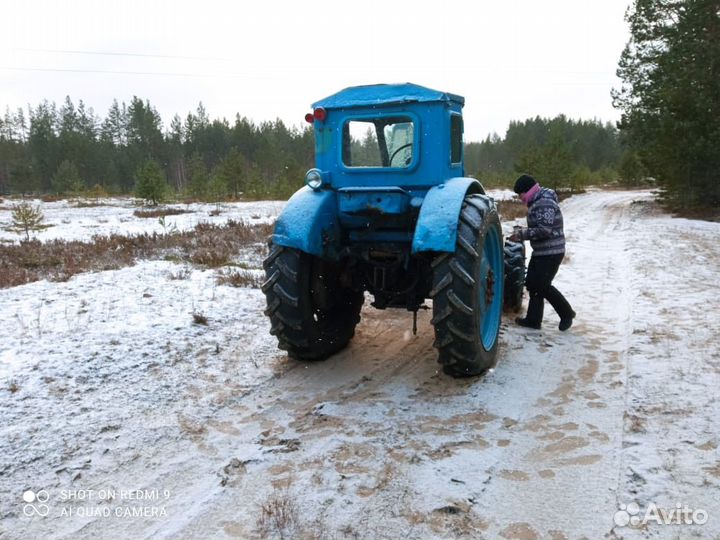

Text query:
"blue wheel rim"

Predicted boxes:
[[479, 226, 503, 350]]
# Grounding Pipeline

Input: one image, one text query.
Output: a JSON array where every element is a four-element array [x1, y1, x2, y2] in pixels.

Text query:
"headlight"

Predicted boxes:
[[305, 168, 323, 190]]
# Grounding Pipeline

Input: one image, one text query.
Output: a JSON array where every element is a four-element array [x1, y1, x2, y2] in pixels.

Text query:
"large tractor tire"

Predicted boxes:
[[430, 194, 504, 377], [503, 240, 526, 312], [262, 244, 363, 360]]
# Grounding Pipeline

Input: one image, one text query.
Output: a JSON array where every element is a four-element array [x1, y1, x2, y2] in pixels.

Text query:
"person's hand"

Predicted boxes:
[[509, 232, 522, 242]]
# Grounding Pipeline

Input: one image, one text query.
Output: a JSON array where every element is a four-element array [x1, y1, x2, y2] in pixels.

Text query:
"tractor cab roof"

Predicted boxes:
[[312, 83, 464, 110]]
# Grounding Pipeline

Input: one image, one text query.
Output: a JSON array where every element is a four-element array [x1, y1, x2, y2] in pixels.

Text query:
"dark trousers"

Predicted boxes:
[[524, 253, 574, 325]]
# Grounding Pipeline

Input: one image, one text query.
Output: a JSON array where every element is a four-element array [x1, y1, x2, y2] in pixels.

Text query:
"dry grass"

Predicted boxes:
[[253, 478, 335, 540], [192, 312, 208, 326], [167, 267, 192, 280], [216, 268, 263, 288], [256, 484, 299, 540], [189, 248, 231, 267], [497, 199, 527, 221], [0, 220, 274, 288], [671, 206, 720, 222], [39, 194, 66, 202], [7, 379, 19, 393], [133, 207, 191, 218]]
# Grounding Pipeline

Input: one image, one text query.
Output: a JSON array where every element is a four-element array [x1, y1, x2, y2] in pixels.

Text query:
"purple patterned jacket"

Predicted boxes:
[[520, 187, 566, 256]]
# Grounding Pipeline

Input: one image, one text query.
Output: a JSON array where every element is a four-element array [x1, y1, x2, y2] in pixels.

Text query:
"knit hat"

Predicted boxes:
[[514, 174, 537, 194]]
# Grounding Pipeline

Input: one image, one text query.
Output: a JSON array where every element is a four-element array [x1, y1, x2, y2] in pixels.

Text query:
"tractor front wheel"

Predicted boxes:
[[263, 244, 363, 360], [430, 194, 504, 377]]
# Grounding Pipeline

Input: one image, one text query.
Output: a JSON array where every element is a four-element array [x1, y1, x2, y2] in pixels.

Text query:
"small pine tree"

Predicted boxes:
[[215, 148, 248, 198], [52, 160, 84, 194], [134, 160, 167, 206], [206, 174, 228, 203], [568, 166, 594, 193], [186, 153, 209, 200], [88, 183, 109, 200], [618, 150, 648, 186], [11, 201, 45, 240]]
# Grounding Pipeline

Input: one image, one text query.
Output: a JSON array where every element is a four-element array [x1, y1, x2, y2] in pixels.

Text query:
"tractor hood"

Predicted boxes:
[[312, 83, 464, 110]]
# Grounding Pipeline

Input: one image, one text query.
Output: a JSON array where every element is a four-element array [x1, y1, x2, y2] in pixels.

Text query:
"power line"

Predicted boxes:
[[0, 66, 246, 78], [14, 48, 230, 62]]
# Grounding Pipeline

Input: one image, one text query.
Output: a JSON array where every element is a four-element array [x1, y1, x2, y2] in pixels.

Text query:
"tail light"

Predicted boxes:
[[313, 107, 327, 121]]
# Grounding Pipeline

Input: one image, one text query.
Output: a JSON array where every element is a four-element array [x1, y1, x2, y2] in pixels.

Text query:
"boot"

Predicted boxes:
[[516, 294, 543, 329], [545, 286, 575, 331], [559, 310, 577, 332], [515, 317, 541, 330]]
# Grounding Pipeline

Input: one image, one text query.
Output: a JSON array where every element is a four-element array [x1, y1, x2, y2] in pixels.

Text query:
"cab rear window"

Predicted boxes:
[[342, 117, 415, 168]]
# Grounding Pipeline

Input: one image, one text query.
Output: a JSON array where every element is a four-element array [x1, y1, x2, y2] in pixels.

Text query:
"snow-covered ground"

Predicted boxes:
[[2, 189, 719, 540], [486, 187, 517, 201], [0, 198, 284, 243]]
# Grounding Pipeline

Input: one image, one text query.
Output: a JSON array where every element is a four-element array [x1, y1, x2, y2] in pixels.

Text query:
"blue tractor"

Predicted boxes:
[[263, 83, 525, 377]]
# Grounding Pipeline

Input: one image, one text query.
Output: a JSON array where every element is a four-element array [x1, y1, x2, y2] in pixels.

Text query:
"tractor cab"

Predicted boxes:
[[308, 83, 466, 190]]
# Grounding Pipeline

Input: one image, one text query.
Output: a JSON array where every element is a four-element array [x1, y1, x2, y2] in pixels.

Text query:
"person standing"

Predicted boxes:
[[509, 174, 576, 331]]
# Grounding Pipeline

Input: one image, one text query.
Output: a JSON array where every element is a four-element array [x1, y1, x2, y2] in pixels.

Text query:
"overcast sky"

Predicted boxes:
[[0, 0, 631, 141]]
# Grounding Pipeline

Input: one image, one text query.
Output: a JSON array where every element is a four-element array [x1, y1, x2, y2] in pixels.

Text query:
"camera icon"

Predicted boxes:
[[23, 490, 50, 517], [614, 501, 641, 527]]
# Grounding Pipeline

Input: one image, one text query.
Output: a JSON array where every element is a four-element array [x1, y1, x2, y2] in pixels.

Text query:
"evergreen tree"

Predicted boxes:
[[57, 96, 94, 189], [618, 150, 649, 185], [186, 152, 209, 199], [206, 172, 228, 202], [126, 97, 164, 168], [134, 160, 167, 205], [215, 147, 249, 198], [28, 101, 59, 192], [10, 202, 45, 241], [613, 0, 720, 208], [102, 99, 127, 146], [1, 107, 12, 140], [166, 114, 186, 191], [14, 108, 28, 142], [52, 160, 83, 194], [516, 130, 575, 190]]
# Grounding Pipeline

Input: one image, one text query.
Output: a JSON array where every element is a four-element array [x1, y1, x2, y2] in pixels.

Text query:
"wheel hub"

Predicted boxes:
[[485, 268, 495, 305]]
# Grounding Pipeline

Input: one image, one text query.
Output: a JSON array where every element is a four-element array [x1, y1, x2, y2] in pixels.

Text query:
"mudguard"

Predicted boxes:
[[271, 186, 339, 258], [412, 177, 484, 254]]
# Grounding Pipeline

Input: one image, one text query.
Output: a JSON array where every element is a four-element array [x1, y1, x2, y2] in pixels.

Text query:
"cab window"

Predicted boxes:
[[450, 114, 463, 164], [343, 117, 415, 168]]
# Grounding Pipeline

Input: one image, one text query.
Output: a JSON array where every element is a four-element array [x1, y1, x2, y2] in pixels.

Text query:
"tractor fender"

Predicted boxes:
[[412, 177, 485, 254], [271, 186, 339, 258]]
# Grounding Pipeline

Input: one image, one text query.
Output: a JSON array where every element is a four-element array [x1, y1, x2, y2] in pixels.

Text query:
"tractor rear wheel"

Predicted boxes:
[[503, 240, 526, 312], [430, 194, 504, 377], [263, 244, 363, 360]]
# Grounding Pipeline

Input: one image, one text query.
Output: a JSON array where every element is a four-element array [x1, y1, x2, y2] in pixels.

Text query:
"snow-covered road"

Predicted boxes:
[[2, 190, 719, 539]]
